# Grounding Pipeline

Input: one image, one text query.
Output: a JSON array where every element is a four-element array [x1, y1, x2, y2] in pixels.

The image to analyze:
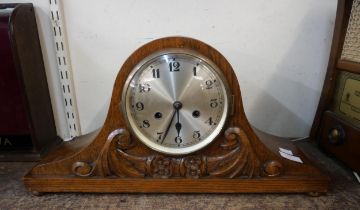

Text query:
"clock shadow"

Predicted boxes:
[[238, 8, 334, 138]]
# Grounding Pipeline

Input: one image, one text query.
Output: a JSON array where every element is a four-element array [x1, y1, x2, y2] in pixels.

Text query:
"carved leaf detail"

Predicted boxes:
[[79, 127, 261, 179], [207, 127, 260, 178]]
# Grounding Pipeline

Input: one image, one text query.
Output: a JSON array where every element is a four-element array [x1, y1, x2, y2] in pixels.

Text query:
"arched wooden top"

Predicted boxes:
[[104, 36, 247, 131]]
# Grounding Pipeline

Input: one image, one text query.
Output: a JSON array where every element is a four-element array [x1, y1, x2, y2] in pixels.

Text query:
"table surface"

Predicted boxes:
[[0, 141, 359, 210]]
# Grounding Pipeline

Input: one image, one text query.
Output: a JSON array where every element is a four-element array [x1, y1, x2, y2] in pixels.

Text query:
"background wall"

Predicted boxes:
[[1, 0, 338, 138]]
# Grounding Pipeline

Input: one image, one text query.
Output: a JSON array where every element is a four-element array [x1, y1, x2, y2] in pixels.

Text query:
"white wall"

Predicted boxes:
[[1, 0, 337, 138]]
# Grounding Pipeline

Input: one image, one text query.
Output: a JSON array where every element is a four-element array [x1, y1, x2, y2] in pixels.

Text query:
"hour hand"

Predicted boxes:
[[175, 121, 182, 136], [173, 101, 182, 137], [162, 101, 183, 144]]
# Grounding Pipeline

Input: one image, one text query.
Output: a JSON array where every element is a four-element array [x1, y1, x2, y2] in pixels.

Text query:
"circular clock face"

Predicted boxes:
[[122, 49, 229, 155]]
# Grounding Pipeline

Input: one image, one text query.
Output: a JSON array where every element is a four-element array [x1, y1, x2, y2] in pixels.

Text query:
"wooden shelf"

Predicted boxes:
[[337, 60, 360, 74]]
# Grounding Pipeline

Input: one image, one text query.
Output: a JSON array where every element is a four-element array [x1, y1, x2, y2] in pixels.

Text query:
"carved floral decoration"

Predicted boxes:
[[181, 156, 204, 178], [72, 127, 265, 179], [150, 156, 172, 178]]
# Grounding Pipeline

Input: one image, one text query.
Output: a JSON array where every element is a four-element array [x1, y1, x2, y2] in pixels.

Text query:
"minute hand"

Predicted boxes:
[[161, 110, 176, 144]]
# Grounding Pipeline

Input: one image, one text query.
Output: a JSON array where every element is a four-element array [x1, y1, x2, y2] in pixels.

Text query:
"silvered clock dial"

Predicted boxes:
[[122, 49, 230, 155]]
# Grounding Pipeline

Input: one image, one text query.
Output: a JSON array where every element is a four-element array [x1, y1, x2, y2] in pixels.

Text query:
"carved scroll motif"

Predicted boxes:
[[72, 127, 261, 178], [114, 127, 260, 178], [72, 129, 131, 177], [207, 127, 261, 178]]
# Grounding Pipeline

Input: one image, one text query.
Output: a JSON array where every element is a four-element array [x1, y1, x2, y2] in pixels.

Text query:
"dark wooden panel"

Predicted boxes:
[[9, 4, 59, 153], [0, 4, 32, 150], [0, 3, 61, 160], [319, 111, 360, 173], [310, 0, 360, 174], [337, 60, 360, 74], [311, 0, 353, 139]]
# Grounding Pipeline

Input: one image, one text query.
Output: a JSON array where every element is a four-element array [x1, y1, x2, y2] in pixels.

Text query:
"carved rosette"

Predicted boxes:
[[148, 156, 172, 178], [180, 156, 206, 178], [72, 127, 264, 179]]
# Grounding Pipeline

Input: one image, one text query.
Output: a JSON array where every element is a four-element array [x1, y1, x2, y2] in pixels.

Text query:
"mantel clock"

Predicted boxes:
[[24, 37, 328, 194]]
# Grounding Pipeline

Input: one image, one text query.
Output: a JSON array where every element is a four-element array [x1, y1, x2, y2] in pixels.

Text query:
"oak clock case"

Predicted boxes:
[[24, 37, 329, 194]]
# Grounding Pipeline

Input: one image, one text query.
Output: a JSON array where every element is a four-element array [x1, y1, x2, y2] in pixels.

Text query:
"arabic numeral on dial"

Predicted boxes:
[[205, 117, 216, 125], [193, 67, 197, 76], [193, 131, 201, 139], [152, 68, 160, 78], [139, 83, 151, 92], [175, 136, 182, 144], [156, 132, 164, 142], [205, 79, 216, 89], [169, 61, 180, 72], [210, 99, 218, 108], [135, 102, 144, 111], [142, 120, 150, 128]]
